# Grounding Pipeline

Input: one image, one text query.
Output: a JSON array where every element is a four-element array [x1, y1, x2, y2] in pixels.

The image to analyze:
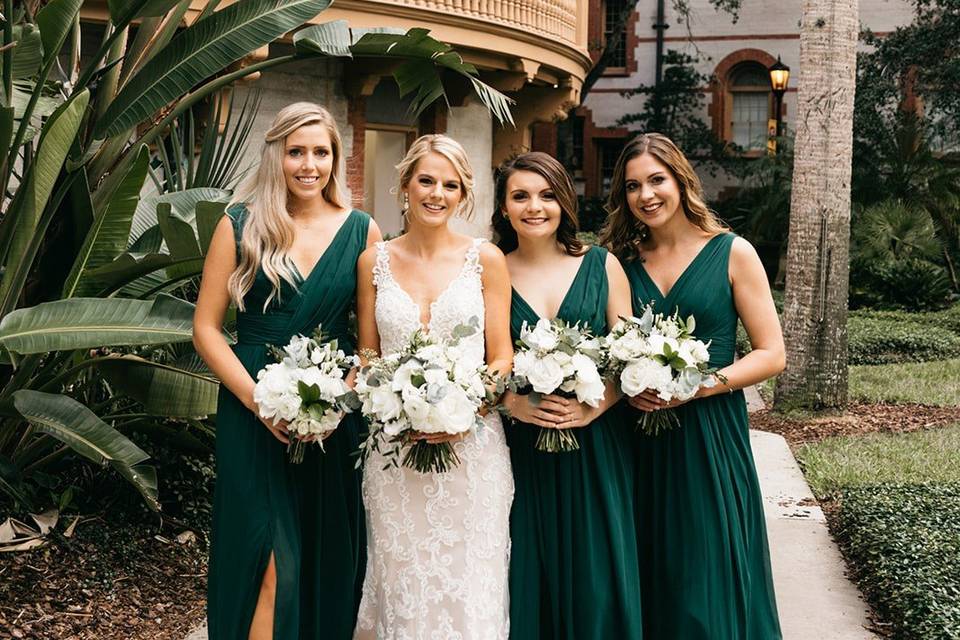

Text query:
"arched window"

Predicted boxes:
[[728, 62, 771, 150]]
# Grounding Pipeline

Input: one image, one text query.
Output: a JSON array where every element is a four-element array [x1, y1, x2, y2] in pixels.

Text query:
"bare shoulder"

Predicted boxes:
[[477, 240, 507, 272], [357, 243, 381, 273], [730, 236, 763, 267], [366, 218, 383, 248], [604, 249, 627, 276]]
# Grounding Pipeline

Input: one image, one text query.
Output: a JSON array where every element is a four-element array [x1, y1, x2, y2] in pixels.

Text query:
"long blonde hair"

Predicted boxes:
[[228, 102, 346, 311], [600, 133, 727, 262], [396, 134, 475, 221]]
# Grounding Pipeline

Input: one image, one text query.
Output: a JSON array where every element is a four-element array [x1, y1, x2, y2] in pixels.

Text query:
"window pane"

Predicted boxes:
[[731, 64, 769, 87], [604, 0, 628, 68], [599, 139, 626, 193], [732, 92, 769, 149]]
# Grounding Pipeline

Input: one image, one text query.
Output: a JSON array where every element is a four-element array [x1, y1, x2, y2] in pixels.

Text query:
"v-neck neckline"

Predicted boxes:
[[512, 249, 592, 321], [639, 233, 725, 300], [291, 209, 355, 283]]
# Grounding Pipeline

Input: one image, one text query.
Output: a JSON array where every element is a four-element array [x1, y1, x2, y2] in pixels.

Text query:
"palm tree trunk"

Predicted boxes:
[[775, 0, 859, 410]]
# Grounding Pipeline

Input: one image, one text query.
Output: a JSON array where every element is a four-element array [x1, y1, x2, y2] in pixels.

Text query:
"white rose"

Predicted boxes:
[[647, 333, 679, 357], [571, 353, 605, 407], [524, 354, 566, 393], [423, 367, 450, 387], [523, 318, 559, 352], [619, 358, 674, 398], [421, 388, 476, 434], [415, 344, 444, 363], [283, 335, 311, 366], [512, 350, 535, 379], [403, 393, 431, 425], [367, 385, 402, 422], [609, 332, 646, 362], [392, 359, 425, 392]]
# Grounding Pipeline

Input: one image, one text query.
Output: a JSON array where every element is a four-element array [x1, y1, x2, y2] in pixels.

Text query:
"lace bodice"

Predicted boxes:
[[372, 238, 486, 362]]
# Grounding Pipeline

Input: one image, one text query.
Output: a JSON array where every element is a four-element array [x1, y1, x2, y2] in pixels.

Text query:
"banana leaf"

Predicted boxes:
[[129, 188, 230, 247], [12, 390, 159, 510], [0, 294, 200, 354], [96, 0, 332, 138], [62, 145, 150, 298], [35, 0, 84, 67], [11, 24, 43, 79], [107, 0, 184, 26], [96, 355, 218, 417]]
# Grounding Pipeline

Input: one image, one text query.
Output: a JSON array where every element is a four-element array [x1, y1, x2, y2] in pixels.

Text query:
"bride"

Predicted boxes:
[[353, 134, 515, 639]]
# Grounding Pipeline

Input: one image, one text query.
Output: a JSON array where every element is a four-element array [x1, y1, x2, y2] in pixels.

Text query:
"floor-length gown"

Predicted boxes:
[[506, 245, 643, 640], [355, 238, 514, 640], [207, 207, 370, 640], [623, 232, 782, 639]]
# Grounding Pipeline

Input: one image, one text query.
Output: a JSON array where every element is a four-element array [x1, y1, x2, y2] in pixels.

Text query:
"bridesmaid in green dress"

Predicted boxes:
[[493, 152, 643, 639], [600, 133, 784, 639], [194, 103, 381, 640]]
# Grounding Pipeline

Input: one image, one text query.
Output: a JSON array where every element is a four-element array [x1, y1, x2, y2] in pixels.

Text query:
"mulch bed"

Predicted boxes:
[[0, 517, 207, 640], [749, 401, 960, 447]]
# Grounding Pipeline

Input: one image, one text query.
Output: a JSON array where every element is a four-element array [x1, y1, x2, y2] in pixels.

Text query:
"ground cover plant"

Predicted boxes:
[[796, 427, 960, 639]]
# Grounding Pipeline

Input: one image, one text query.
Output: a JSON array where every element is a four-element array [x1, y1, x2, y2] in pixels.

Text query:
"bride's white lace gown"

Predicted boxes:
[[354, 239, 514, 640]]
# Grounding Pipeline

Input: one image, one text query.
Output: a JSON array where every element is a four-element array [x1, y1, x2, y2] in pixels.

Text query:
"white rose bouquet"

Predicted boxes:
[[509, 318, 606, 452], [604, 305, 720, 435], [355, 317, 492, 474], [253, 329, 360, 463]]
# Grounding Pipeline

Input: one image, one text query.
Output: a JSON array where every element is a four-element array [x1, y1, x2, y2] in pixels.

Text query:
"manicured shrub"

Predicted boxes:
[[834, 483, 960, 640], [847, 313, 960, 365]]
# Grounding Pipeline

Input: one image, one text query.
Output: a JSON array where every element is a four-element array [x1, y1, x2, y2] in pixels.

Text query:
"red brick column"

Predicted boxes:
[[346, 95, 367, 209]]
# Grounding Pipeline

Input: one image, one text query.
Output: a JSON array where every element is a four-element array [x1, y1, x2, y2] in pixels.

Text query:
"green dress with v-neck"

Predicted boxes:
[[623, 233, 781, 640], [507, 245, 643, 640], [207, 206, 369, 640]]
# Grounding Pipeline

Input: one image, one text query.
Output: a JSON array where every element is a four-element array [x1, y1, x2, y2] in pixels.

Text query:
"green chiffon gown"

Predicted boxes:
[[507, 245, 643, 639], [623, 232, 781, 639], [207, 206, 369, 640]]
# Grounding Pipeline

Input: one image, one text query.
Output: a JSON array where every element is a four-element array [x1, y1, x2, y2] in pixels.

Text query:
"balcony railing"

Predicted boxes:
[[372, 0, 580, 46]]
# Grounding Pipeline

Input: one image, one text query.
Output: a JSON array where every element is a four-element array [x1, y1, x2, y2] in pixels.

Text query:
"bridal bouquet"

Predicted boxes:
[[509, 318, 606, 452], [356, 317, 490, 473], [253, 329, 360, 463], [603, 305, 719, 435]]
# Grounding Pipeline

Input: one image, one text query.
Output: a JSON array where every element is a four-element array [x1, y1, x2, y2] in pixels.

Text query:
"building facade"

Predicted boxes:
[[570, 0, 917, 199], [81, 0, 593, 237]]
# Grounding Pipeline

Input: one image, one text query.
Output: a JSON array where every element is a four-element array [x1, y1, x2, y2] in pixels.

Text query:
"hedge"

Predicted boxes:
[[834, 483, 960, 639]]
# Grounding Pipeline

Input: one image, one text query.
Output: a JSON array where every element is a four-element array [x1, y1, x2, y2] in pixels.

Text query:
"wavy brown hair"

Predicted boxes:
[[492, 152, 584, 256], [599, 133, 726, 262]]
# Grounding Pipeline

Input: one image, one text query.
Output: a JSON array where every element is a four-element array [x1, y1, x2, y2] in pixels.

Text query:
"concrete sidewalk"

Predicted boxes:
[[746, 386, 876, 639], [184, 389, 877, 640]]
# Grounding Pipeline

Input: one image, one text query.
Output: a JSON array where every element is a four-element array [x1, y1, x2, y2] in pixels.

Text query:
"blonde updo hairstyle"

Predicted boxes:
[[395, 134, 475, 221], [600, 132, 726, 262], [227, 102, 346, 311]]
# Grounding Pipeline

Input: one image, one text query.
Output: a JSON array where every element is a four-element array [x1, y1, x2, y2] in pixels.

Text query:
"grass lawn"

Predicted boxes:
[[848, 357, 960, 406], [797, 423, 960, 496]]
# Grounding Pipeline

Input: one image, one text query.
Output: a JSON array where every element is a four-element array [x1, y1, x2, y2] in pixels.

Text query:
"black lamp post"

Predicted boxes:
[[768, 56, 790, 139]]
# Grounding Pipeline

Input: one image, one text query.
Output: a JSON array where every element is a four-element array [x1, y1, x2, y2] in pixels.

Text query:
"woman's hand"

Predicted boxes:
[[246, 397, 291, 444], [502, 391, 572, 429], [540, 394, 600, 429], [627, 387, 709, 412]]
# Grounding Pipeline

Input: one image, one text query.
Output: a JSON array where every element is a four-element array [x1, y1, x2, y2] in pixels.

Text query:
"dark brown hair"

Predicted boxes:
[[599, 133, 727, 262], [492, 152, 584, 255]]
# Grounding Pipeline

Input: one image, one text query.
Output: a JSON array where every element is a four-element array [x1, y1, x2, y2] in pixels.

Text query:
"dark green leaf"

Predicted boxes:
[[96, 0, 333, 138], [13, 390, 158, 510], [35, 0, 83, 66]]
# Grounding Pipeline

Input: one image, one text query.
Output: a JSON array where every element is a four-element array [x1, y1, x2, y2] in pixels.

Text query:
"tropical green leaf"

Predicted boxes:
[[0, 294, 199, 354], [96, 355, 219, 417], [62, 145, 150, 298], [11, 24, 43, 79], [294, 24, 514, 125], [157, 203, 201, 259], [11, 80, 61, 122], [0, 107, 13, 163], [108, 0, 183, 25], [129, 188, 230, 247], [196, 200, 226, 254], [12, 390, 159, 510], [96, 0, 332, 138], [35, 0, 84, 66], [0, 89, 89, 308]]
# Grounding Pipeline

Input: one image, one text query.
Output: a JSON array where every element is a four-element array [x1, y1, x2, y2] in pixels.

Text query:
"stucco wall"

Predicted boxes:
[[446, 99, 495, 239]]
